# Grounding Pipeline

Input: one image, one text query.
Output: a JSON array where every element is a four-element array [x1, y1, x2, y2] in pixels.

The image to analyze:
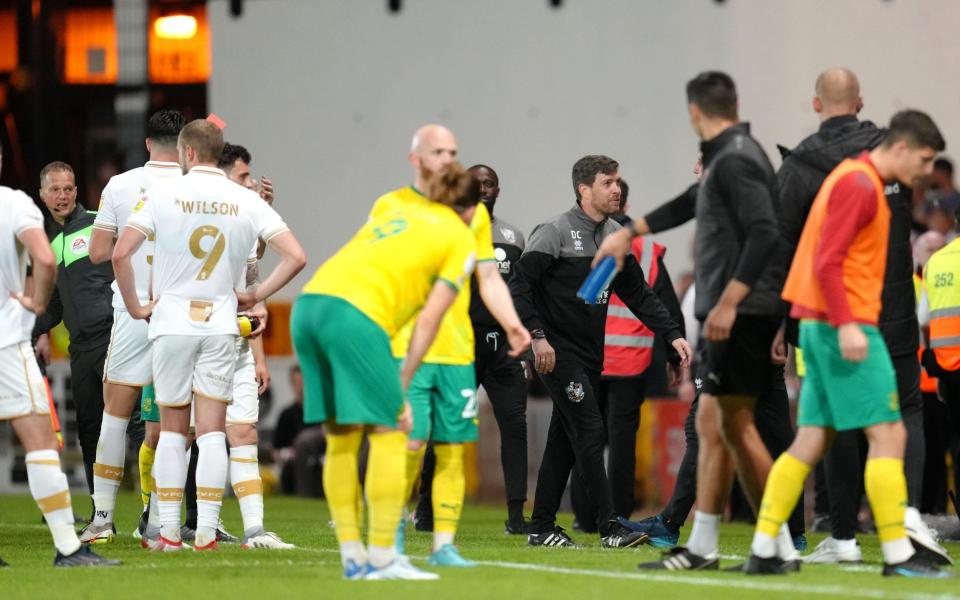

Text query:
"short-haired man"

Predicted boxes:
[[34, 161, 135, 512], [569, 178, 686, 532], [777, 68, 947, 565], [600, 72, 794, 569], [112, 119, 306, 551], [511, 154, 690, 548], [413, 164, 534, 535], [214, 141, 294, 549], [744, 111, 948, 579], [0, 140, 119, 567], [375, 125, 531, 566], [81, 110, 185, 543]]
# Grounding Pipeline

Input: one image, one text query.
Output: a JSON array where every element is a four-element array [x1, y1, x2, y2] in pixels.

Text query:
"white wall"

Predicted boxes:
[[209, 0, 960, 297]]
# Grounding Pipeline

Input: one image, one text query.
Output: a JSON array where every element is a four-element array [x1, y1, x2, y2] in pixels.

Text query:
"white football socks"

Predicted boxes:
[[686, 511, 720, 557], [195, 432, 228, 547], [26, 450, 81, 556], [91, 413, 130, 525], [155, 431, 187, 542], [230, 444, 264, 536]]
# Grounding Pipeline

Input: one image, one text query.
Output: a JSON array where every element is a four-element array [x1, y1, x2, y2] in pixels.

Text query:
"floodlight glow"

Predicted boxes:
[[154, 15, 197, 40]]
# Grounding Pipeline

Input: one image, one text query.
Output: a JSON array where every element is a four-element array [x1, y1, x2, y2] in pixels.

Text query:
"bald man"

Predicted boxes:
[[777, 68, 949, 566], [372, 125, 531, 567]]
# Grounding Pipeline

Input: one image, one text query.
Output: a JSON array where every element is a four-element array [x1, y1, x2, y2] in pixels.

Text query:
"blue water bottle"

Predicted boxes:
[[577, 256, 618, 303]]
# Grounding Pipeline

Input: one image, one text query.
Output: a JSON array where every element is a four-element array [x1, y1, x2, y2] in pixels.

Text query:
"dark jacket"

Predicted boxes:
[[469, 215, 526, 331], [510, 204, 682, 372], [34, 204, 115, 352], [645, 123, 784, 320], [777, 115, 917, 356]]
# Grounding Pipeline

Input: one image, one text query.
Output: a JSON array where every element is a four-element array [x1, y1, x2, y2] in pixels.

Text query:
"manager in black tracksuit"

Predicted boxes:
[[510, 155, 689, 548], [32, 162, 143, 499]]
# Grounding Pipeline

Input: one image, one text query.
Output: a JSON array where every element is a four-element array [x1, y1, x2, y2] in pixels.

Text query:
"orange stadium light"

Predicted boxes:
[[149, 6, 210, 84], [0, 10, 17, 73], [63, 8, 118, 84], [153, 14, 197, 40]]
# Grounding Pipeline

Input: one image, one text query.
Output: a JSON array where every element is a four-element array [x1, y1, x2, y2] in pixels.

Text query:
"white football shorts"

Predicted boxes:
[[152, 334, 236, 406], [0, 341, 50, 419]]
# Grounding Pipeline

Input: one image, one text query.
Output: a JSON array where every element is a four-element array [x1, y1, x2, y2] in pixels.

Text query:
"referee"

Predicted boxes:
[[33, 161, 144, 507], [511, 155, 690, 548]]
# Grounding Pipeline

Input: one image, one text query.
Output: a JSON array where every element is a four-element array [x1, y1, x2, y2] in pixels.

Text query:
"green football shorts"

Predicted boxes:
[[403, 362, 478, 443], [292, 294, 404, 427], [797, 320, 900, 431], [141, 384, 159, 423]]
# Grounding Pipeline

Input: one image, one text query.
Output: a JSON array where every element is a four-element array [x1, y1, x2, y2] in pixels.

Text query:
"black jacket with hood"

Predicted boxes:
[[778, 115, 917, 356]]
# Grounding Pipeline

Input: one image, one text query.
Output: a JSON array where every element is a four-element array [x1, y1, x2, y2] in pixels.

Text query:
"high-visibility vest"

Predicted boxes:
[[923, 237, 960, 371], [782, 157, 889, 324], [915, 273, 938, 392], [602, 236, 666, 377]]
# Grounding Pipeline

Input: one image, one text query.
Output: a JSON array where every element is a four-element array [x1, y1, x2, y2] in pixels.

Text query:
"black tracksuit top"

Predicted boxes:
[[509, 203, 682, 373]]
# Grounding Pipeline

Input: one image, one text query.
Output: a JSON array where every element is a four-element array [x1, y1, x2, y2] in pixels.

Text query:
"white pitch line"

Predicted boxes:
[[300, 547, 957, 600], [0, 526, 955, 599]]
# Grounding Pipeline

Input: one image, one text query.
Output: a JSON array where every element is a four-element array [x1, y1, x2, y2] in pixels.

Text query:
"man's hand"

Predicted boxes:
[[532, 337, 556, 374], [35, 333, 52, 366], [592, 227, 633, 271], [506, 325, 532, 358], [770, 326, 787, 365], [236, 290, 258, 312], [130, 300, 156, 321], [11, 291, 45, 316], [243, 306, 269, 338], [255, 360, 271, 395], [838, 322, 868, 363], [259, 177, 274, 206], [667, 363, 683, 388], [671, 338, 693, 368], [397, 402, 413, 433], [703, 302, 737, 342]]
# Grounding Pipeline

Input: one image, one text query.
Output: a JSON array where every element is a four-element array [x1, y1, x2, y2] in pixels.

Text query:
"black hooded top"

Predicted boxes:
[[778, 115, 917, 356]]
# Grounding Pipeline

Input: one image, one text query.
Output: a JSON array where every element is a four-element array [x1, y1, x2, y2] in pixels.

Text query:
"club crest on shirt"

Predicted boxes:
[[566, 381, 585, 403], [500, 227, 516, 244]]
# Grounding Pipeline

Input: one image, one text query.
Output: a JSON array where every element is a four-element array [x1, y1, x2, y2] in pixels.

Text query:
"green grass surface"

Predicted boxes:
[[1, 492, 958, 599]]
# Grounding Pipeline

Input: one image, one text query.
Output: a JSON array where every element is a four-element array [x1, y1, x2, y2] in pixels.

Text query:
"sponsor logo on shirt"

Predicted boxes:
[[72, 236, 88, 253], [500, 227, 516, 244], [494, 247, 511, 275]]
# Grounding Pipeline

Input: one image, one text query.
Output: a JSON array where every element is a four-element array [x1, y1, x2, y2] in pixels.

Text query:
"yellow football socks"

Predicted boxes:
[[432, 443, 465, 550], [865, 458, 908, 543], [138, 443, 156, 509], [404, 445, 427, 503], [365, 430, 407, 550], [756, 453, 810, 538], [323, 430, 364, 544]]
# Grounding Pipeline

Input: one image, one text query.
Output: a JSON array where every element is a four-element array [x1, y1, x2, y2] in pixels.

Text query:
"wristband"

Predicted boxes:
[[530, 328, 546, 339]]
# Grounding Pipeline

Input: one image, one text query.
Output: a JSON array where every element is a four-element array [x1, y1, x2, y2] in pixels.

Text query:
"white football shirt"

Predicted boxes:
[[93, 161, 183, 309], [125, 166, 288, 338], [0, 187, 45, 349]]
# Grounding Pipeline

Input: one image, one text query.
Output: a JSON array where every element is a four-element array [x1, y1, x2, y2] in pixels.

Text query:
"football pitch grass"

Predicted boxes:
[[1, 492, 958, 599]]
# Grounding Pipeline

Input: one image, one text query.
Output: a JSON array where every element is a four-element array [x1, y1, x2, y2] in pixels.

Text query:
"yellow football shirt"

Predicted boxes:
[[371, 187, 496, 365], [302, 195, 477, 338]]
